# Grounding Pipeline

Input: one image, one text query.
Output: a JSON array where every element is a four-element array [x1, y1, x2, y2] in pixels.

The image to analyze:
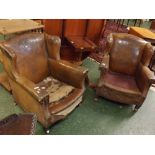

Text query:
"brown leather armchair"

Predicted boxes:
[[0, 33, 88, 130], [95, 33, 155, 111]]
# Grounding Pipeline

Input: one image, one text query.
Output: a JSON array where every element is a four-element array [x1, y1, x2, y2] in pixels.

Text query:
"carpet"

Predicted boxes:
[[0, 58, 155, 135]]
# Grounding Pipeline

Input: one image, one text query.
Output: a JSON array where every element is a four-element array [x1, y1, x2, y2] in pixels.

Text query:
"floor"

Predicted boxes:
[[0, 58, 155, 135]]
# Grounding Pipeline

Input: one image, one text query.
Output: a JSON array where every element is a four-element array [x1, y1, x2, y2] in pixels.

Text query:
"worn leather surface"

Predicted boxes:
[[0, 33, 88, 128], [2, 33, 50, 83], [0, 113, 36, 135], [48, 59, 88, 89], [45, 33, 61, 60], [109, 33, 147, 76], [98, 71, 141, 95], [96, 33, 155, 106]]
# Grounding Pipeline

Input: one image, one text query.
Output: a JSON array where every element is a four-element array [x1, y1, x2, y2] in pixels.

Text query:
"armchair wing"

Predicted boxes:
[[45, 34, 61, 60]]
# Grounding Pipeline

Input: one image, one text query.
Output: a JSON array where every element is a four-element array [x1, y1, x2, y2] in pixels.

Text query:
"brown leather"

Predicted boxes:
[[141, 43, 154, 66], [0, 113, 36, 135], [2, 33, 50, 83], [0, 71, 11, 91], [45, 33, 61, 60], [108, 33, 146, 76], [48, 59, 88, 89], [96, 33, 155, 107], [0, 33, 88, 128]]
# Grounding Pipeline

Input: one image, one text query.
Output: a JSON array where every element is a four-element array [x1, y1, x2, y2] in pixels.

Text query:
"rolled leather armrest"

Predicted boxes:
[[15, 75, 49, 103], [136, 63, 155, 97], [48, 59, 88, 89]]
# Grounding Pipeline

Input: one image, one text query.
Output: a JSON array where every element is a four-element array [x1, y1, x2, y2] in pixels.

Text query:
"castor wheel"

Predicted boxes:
[[44, 128, 50, 134], [133, 107, 138, 112], [94, 97, 98, 102]]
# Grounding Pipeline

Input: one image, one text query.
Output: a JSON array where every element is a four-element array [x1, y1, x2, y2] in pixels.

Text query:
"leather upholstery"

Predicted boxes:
[[45, 34, 61, 60], [96, 33, 155, 108], [0, 33, 88, 128], [3, 33, 50, 83], [0, 113, 36, 135], [109, 33, 146, 75]]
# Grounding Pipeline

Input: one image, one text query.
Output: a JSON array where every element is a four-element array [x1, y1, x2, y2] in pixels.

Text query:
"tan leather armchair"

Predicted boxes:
[[95, 33, 155, 111], [0, 33, 88, 130]]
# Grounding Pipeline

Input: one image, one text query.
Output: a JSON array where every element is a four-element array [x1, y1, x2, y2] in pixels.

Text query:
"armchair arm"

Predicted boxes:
[[48, 59, 88, 89], [136, 63, 155, 97], [142, 65, 155, 84], [14, 74, 49, 103]]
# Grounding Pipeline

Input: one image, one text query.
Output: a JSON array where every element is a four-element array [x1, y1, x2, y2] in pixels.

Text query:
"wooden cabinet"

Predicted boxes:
[[63, 19, 88, 37], [86, 19, 105, 43], [43, 19, 106, 42], [43, 19, 106, 64], [43, 19, 63, 37]]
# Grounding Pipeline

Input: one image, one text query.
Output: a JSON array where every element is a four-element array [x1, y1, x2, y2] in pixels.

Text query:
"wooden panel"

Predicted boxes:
[[44, 19, 63, 36], [63, 19, 88, 37], [86, 19, 105, 42]]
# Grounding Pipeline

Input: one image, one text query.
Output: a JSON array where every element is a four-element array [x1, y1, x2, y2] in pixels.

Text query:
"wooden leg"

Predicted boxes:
[[94, 93, 100, 102], [134, 19, 136, 26], [44, 127, 50, 134], [134, 104, 142, 112], [127, 19, 130, 26], [122, 19, 125, 25], [89, 83, 97, 89]]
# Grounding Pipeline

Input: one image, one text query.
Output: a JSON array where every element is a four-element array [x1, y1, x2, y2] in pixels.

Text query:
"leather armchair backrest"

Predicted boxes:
[[3, 33, 50, 83], [108, 33, 146, 76]]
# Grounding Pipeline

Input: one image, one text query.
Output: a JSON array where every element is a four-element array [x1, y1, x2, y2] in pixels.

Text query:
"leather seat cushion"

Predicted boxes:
[[101, 71, 141, 95], [96, 71, 143, 104]]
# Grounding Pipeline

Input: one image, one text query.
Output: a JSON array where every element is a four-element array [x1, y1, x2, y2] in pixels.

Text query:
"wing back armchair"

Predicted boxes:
[[96, 33, 155, 111], [0, 33, 88, 130]]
